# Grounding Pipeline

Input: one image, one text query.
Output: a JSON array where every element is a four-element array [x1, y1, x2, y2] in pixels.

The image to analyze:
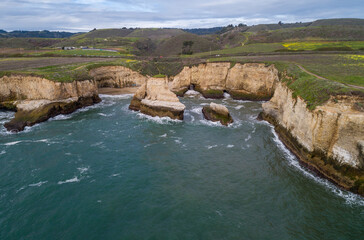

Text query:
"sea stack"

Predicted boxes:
[[202, 102, 233, 126], [129, 78, 185, 120]]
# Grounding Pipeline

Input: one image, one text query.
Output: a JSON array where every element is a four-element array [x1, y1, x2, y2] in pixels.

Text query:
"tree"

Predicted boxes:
[[182, 41, 194, 55]]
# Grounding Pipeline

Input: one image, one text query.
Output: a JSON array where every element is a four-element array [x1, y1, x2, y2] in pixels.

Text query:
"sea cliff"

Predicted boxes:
[[169, 62, 278, 99], [0, 75, 100, 131], [260, 82, 364, 195]]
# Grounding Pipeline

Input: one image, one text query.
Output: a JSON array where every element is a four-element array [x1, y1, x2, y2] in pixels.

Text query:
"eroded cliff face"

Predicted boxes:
[[0, 75, 100, 132], [0, 75, 98, 102], [261, 82, 364, 195], [169, 62, 278, 99], [89, 66, 148, 88], [129, 77, 185, 120]]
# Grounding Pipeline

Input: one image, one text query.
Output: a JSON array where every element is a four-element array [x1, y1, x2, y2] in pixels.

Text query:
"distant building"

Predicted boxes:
[[62, 46, 75, 50]]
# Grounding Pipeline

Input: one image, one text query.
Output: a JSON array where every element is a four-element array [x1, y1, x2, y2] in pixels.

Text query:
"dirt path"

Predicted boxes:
[[296, 64, 364, 90]]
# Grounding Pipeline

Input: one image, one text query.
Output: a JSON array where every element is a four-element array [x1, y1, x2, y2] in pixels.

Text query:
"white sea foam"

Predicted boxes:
[[98, 113, 113, 117], [4, 141, 22, 146], [199, 103, 209, 106], [50, 114, 72, 121], [207, 144, 218, 149], [91, 142, 103, 147], [227, 145, 234, 148], [99, 94, 133, 99], [29, 181, 48, 187], [185, 113, 195, 122], [110, 173, 121, 177], [234, 99, 252, 104], [185, 90, 200, 96], [245, 134, 251, 142], [199, 119, 222, 127], [16, 186, 26, 193], [77, 167, 89, 174], [0, 150, 5, 155], [190, 107, 202, 114], [137, 113, 182, 125], [58, 176, 80, 185], [270, 126, 364, 206], [159, 133, 167, 138], [223, 92, 231, 99], [234, 105, 245, 110]]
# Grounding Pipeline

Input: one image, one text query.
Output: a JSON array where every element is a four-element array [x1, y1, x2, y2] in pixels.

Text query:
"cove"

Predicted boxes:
[[0, 93, 363, 239]]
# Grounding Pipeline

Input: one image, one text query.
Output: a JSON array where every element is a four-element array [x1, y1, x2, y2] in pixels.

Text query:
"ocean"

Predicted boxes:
[[0, 91, 363, 239]]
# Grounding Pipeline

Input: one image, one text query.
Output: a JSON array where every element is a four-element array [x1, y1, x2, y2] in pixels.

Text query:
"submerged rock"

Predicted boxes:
[[202, 103, 233, 126], [129, 78, 185, 120]]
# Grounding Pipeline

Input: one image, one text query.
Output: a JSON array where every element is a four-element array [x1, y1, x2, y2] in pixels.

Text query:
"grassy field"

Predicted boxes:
[[0, 57, 125, 81], [207, 53, 364, 87], [182, 41, 364, 58], [182, 43, 284, 57], [282, 41, 364, 51], [274, 62, 363, 110]]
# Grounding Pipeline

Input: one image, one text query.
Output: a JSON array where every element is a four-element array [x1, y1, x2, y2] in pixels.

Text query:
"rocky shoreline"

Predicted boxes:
[[259, 82, 364, 196], [1, 63, 363, 197], [0, 75, 100, 132]]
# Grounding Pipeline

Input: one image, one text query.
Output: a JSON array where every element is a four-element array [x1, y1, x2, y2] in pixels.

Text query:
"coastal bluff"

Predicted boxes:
[[169, 62, 278, 100], [0, 75, 100, 132], [260, 82, 364, 195]]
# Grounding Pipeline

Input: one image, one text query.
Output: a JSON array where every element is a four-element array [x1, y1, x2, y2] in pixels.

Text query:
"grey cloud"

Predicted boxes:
[[0, 0, 363, 31]]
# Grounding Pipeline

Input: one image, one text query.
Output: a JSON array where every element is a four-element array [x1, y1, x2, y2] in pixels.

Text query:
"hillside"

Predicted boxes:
[[247, 25, 364, 43], [309, 18, 364, 26], [155, 33, 221, 56]]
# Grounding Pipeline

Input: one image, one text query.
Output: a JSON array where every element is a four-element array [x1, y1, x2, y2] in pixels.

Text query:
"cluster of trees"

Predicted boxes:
[[182, 41, 194, 55]]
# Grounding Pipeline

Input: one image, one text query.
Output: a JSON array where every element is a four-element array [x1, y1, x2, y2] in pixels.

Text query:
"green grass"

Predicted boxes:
[[0, 59, 133, 82], [183, 43, 284, 58], [153, 74, 166, 78], [291, 54, 364, 87], [282, 41, 364, 51], [274, 62, 363, 110]]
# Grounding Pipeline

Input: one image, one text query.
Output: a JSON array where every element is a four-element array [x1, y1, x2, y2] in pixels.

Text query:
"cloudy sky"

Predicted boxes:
[[1, 0, 363, 32]]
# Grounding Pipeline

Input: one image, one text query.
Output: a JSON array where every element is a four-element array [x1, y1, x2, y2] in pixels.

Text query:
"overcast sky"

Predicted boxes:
[[1, 0, 363, 32]]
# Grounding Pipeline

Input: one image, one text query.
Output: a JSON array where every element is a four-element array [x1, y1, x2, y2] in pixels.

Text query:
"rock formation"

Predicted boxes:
[[89, 66, 147, 88], [129, 78, 185, 120], [169, 62, 278, 100], [202, 102, 233, 126], [0, 75, 100, 132], [260, 82, 364, 195]]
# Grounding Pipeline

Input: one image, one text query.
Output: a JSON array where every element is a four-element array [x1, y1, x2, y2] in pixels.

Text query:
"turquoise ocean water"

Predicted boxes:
[[0, 91, 363, 239]]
